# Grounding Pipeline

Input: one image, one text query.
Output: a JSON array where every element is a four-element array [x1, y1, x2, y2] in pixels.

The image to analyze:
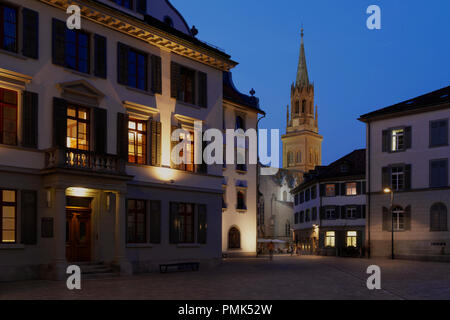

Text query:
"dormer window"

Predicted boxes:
[[340, 164, 349, 173], [164, 16, 174, 28], [111, 0, 133, 10]]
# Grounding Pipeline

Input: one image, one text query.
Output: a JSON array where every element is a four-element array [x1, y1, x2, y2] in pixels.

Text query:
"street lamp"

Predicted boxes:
[[384, 188, 395, 260]]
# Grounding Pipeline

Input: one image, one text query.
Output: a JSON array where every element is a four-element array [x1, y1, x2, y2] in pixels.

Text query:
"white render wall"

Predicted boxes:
[[366, 106, 450, 258], [221, 102, 258, 256]]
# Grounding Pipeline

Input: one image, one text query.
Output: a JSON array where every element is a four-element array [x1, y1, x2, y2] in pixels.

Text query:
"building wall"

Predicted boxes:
[[0, 0, 229, 280], [367, 107, 450, 258], [221, 102, 258, 256]]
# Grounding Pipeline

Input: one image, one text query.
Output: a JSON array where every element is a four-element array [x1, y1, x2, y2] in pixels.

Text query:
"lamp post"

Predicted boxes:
[[384, 188, 395, 260]]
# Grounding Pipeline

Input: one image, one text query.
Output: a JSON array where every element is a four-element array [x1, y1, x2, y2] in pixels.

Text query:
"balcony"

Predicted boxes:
[[45, 148, 126, 175]]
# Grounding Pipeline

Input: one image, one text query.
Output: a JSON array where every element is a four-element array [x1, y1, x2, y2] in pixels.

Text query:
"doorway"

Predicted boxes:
[[66, 208, 92, 262]]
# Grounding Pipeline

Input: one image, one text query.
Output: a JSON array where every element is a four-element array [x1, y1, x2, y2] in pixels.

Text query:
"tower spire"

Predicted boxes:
[[296, 27, 310, 88]]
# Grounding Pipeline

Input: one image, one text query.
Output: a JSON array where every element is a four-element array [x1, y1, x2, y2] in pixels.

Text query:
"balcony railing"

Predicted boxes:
[[45, 148, 126, 175]]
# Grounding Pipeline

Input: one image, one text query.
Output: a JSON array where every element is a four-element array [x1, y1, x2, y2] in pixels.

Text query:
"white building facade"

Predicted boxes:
[[360, 86, 450, 260], [221, 73, 264, 257], [292, 150, 366, 257], [0, 0, 241, 281]]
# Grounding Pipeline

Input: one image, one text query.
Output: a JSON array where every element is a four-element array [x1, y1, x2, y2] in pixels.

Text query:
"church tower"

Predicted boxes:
[[282, 28, 323, 178]]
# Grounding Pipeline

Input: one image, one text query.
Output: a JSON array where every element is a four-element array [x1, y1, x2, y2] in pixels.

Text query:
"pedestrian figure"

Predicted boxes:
[[268, 241, 275, 261]]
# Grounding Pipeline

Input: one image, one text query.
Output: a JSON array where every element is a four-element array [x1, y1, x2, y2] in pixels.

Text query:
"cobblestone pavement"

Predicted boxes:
[[1, 256, 450, 300]]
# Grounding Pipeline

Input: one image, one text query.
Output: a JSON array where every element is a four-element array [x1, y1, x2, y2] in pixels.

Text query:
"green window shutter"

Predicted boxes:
[[197, 71, 207, 108], [404, 164, 412, 190], [170, 125, 181, 169], [117, 43, 129, 85], [116, 113, 129, 160], [21, 190, 37, 245], [150, 120, 162, 166], [340, 183, 346, 196], [356, 205, 362, 219], [53, 97, 67, 148], [340, 206, 346, 219], [94, 108, 107, 154], [382, 167, 391, 189], [151, 55, 162, 94], [356, 182, 362, 195], [22, 8, 39, 59], [22, 91, 38, 148], [318, 232, 324, 249], [404, 126, 412, 149], [319, 184, 325, 196], [94, 34, 107, 79], [319, 207, 325, 220], [170, 62, 180, 99], [169, 203, 179, 244], [362, 205, 366, 219], [149, 201, 161, 244], [52, 18, 66, 66], [197, 204, 207, 244], [404, 206, 412, 231], [382, 130, 389, 152]]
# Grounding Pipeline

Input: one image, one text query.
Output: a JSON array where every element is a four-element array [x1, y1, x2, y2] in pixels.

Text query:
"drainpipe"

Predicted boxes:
[[256, 113, 266, 251]]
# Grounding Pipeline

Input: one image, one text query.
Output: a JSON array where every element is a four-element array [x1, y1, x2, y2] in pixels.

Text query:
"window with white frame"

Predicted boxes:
[[392, 207, 405, 231], [326, 207, 337, 220], [325, 231, 335, 248], [391, 166, 405, 191], [391, 129, 405, 152], [346, 182, 357, 196], [346, 231, 357, 247], [346, 207, 357, 219]]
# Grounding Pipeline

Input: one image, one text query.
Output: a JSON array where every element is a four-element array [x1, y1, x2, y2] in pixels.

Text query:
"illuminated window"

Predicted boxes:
[[66, 105, 89, 151], [325, 231, 335, 248], [346, 231, 357, 247], [0, 88, 18, 146], [126, 199, 146, 243], [128, 119, 147, 164], [391, 129, 404, 152], [177, 129, 195, 172], [346, 182, 357, 196], [0, 4, 17, 53], [325, 184, 335, 197], [1, 190, 16, 243]]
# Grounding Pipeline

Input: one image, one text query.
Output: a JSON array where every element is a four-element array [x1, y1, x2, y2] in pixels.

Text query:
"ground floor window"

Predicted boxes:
[[392, 207, 405, 231], [325, 231, 335, 248], [0, 190, 16, 243], [346, 231, 357, 247], [127, 199, 146, 243]]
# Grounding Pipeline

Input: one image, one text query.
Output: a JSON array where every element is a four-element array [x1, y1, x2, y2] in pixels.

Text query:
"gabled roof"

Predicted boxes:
[[359, 86, 450, 122], [223, 72, 265, 115], [292, 149, 366, 193]]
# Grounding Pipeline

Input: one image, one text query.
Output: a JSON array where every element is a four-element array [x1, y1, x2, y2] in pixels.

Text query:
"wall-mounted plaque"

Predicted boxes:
[[41, 218, 54, 238]]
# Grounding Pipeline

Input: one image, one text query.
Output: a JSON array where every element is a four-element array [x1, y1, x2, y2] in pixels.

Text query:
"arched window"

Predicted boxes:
[[294, 101, 300, 114], [431, 203, 448, 231], [392, 206, 405, 231], [283, 191, 287, 202], [235, 116, 245, 130], [302, 100, 306, 113], [228, 227, 241, 249], [296, 151, 301, 163], [237, 191, 246, 210], [287, 152, 294, 166], [163, 16, 174, 28]]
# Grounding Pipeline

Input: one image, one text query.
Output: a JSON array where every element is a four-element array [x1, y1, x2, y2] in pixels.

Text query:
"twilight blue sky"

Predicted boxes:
[[172, 0, 450, 166]]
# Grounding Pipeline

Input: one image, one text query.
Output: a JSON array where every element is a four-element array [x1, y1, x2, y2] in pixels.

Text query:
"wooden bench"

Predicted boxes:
[[159, 262, 200, 274]]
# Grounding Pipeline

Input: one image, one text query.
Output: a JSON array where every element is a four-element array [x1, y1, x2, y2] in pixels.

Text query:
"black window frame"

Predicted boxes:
[[0, 189, 17, 244], [0, 87, 18, 146], [64, 28, 91, 74], [430, 158, 448, 188], [126, 199, 147, 244], [127, 48, 148, 91]]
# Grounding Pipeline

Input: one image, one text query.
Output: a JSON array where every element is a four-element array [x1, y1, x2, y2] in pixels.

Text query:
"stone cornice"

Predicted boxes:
[[40, 0, 237, 71]]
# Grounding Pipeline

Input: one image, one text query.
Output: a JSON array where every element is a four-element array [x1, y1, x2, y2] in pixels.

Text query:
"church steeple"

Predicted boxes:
[[295, 28, 309, 88]]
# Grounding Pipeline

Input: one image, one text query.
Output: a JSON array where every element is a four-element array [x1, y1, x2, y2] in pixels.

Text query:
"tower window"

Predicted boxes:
[[295, 101, 299, 114], [302, 100, 306, 113]]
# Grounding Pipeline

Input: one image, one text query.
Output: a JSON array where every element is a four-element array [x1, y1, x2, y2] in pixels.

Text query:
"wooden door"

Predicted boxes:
[[66, 210, 91, 262]]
